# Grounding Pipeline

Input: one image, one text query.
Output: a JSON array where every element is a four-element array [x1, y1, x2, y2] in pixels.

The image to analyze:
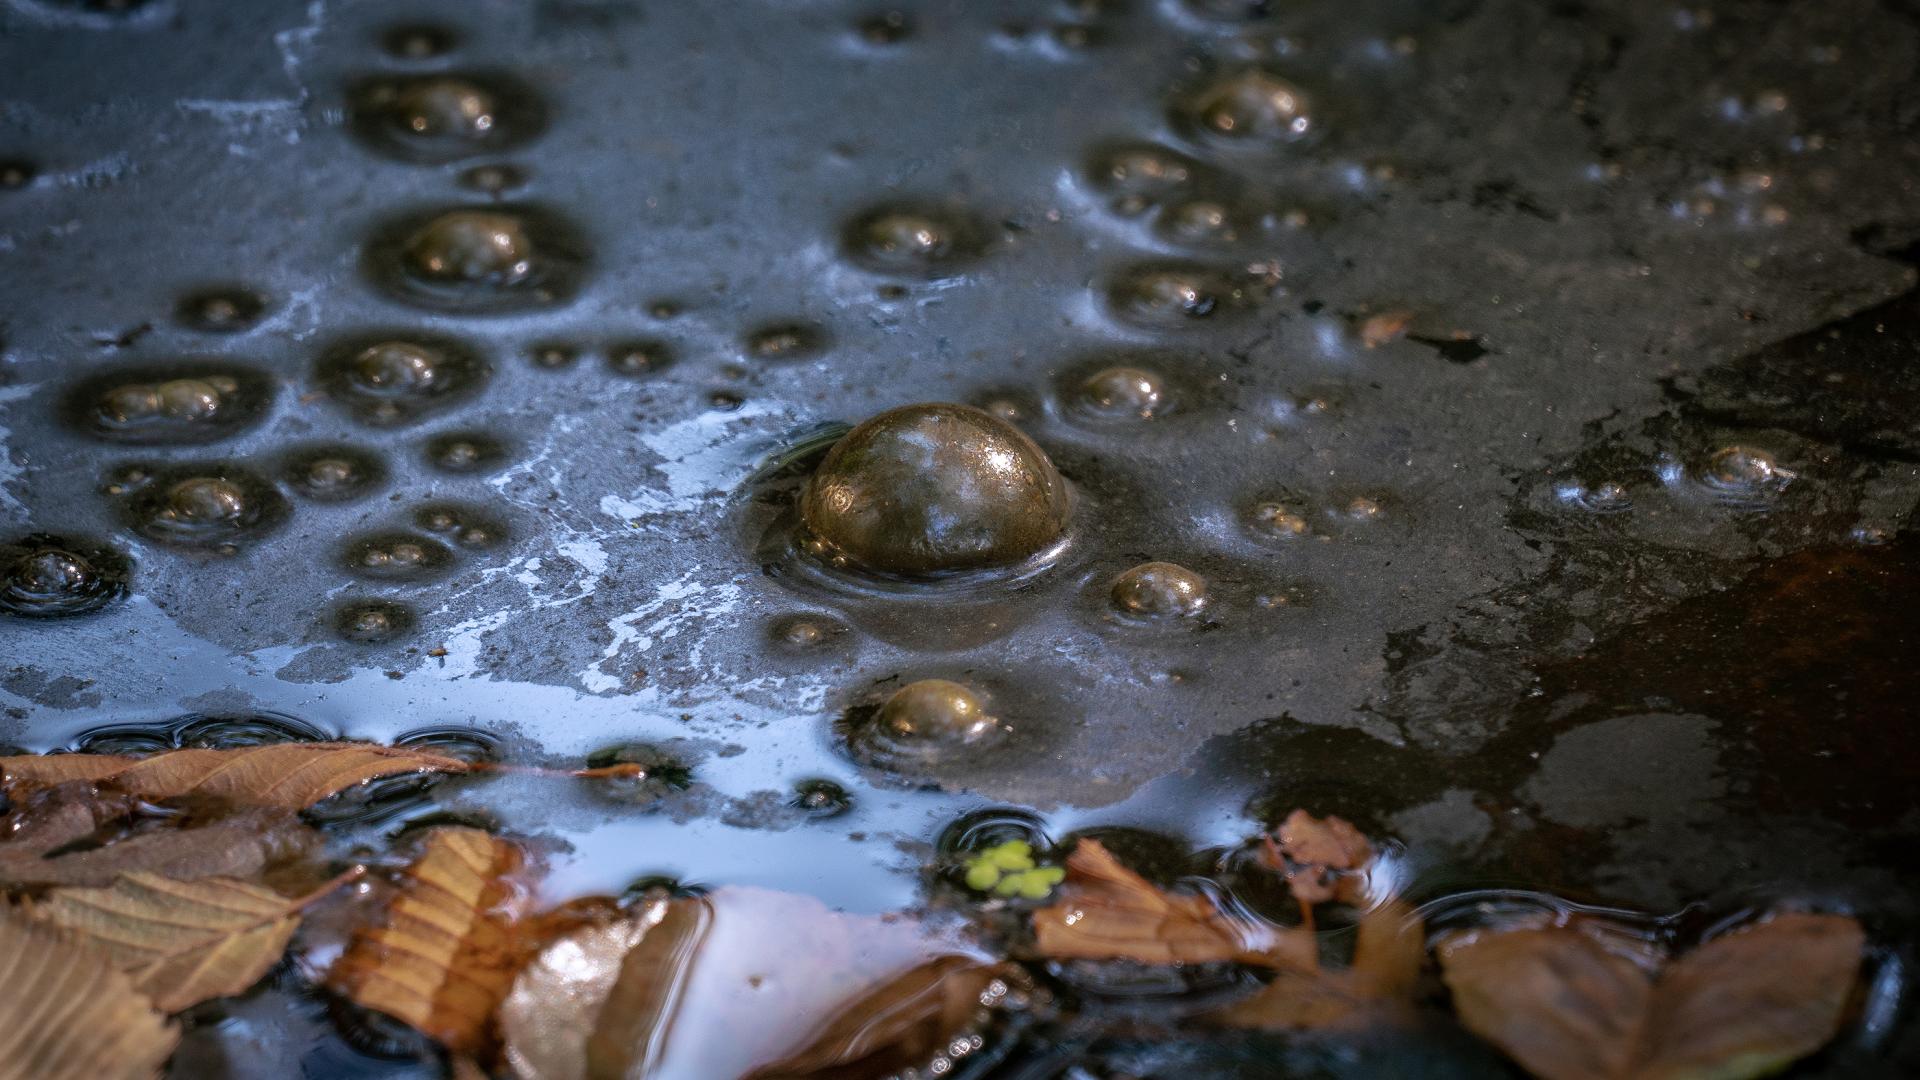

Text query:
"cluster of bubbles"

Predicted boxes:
[[1547, 443, 1800, 519], [760, 7, 1340, 774], [61, 364, 274, 445], [8, 32, 587, 633]]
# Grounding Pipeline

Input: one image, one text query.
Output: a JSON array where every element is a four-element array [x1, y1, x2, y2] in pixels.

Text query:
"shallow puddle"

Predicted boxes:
[[1, 0, 1917, 1076]]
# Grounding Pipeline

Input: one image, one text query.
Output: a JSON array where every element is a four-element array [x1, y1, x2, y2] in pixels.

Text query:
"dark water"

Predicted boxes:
[[1, 0, 1918, 1075]]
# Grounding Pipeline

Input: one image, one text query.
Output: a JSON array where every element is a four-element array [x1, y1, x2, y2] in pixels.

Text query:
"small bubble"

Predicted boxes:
[[1179, 69, 1317, 148], [341, 531, 457, 581], [791, 778, 853, 818], [883, 680, 993, 739], [1343, 495, 1383, 520], [840, 674, 1032, 779], [407, 209, 533, 284], [1086, 143, 1199, 203], [175, 287, 268, 333], [279, 445, 388, 502], [980, 397, 1028, 424], [771, 613, 846, 651], [380, 23, 457, 59], [1076, 366, 1167, 420], [1109, 561, 1208, 619], [1697, 445, 1792, 506], [424, 431, 511, 474], [396, 725, 502, 765], [334, 599, 417, 644], [457, 162, 529, 195], [317, 333, 488, 426], [364, 205, 585, 313], [348, 73, 543, 163], [1157, 199, 1241, 245], [1104, 262, 1249, 327], [708, 389, 746, 411], [744, 322, 827, 361], [841, 202, 987, 278], [1249, 501, 1310, 538], [1, 534, 130, 618], [121, 466, 288, 551], [528, 342, 578, 370], [856, 10, 911, 45], [412, 502, 508, 548], [606, 340, 674, 377], [1555, 480, 1633, 514], [0, 161, 36, 190]]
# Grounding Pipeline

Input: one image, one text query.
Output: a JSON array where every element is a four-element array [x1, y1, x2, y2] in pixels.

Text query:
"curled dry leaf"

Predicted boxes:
[[502, 885, 953, 1080], [0, 907, 178, 1080], [1439, 912, 1864, 1080], [1210, 898, 1426, 1031], [329, 827, 533, 1056], [0, 808, 320, 889], [34, 871, 346, 1011], [0, 742, 473, 810], [1268, 809, 1373, 906], [1032, 838, 1314, 968]]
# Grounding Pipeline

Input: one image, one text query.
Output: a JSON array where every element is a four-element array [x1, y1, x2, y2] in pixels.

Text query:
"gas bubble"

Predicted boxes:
[[800, 403, 1071, 576], [1, 534, 130, 618]]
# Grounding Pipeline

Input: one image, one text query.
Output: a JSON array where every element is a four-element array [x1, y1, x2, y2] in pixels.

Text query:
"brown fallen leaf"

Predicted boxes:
[[0, 808, 320, 889], [0, 906, 179, 1080], [34, 870, 351, 1011], [1440, 912, 1864, 1080], [1, 781, 136, 856], [1211, 898, 1426, 1030], [0, 742, 472, 810], [1032, 839, 1314, 968], [1266, 809, 1373, 907], [744, 956, 1024, 1080], [502, 896, 712, 1080], [501, 886, 955, 1080], [329, 826, 534, 1056]]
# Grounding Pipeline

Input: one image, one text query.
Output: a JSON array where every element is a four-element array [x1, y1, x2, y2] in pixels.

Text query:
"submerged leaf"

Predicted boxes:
[[1211, 898, 1426, 1031], [0, 781, 136, 857], [0, 809, 320, 889], [35, 872, 328, 1011], [1639, 913, 1865, 1080], [1269, 810, 1373, 906], [0, 743, 472, 809], [502, 897, 711, 1080], [502, 886, 952, 1080], [1031, 838, 1313, 968], [1439, 913, 1863, 1080], [0, 907, 179, 1080], [744, 956, 1023, 1080], [329, 827, 533, 1055]]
